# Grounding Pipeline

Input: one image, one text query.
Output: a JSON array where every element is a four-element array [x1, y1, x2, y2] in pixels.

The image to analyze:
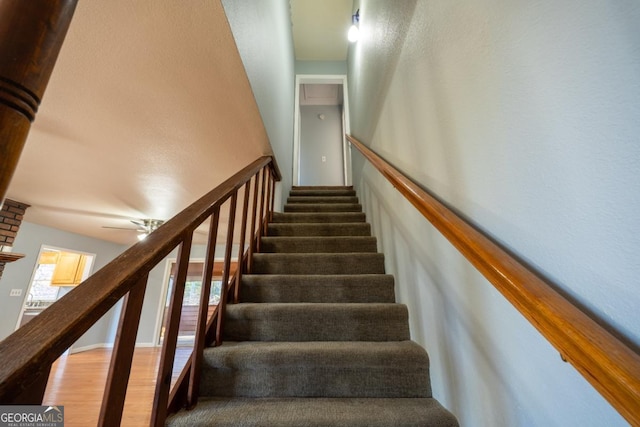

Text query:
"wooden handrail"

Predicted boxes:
[[347, 134, 640, 425], [269, 154, 282, 182], [0, 154, 280, 425]]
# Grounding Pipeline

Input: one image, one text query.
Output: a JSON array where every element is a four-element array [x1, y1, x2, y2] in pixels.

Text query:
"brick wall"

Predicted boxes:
[[0, 199, 30, 279]]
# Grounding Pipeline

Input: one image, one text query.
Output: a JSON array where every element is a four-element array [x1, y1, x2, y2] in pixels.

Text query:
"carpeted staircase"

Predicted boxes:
[[167, 186, 458, 426]]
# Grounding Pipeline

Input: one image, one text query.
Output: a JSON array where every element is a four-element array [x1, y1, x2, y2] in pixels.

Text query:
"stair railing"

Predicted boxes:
[[0, 155, 280, 427], [347, 134, 640, 426]]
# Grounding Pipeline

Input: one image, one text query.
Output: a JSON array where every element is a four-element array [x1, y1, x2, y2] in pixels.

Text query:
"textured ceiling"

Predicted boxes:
[[291, 0, 354, 61], [6, 0, 273, 245]]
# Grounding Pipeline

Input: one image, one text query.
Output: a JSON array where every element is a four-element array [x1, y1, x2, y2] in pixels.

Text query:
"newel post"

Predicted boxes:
[[0, 0, 78, 203]]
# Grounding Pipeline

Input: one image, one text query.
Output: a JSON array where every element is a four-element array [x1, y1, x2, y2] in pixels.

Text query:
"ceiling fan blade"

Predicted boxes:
[[102, 219, 164, 236], [101, 226, 139, 231]]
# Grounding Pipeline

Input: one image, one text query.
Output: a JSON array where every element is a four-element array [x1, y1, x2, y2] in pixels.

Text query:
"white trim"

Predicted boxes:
[[15, 245, 97, 335], [293, 74, 353, 186], [154, 256, 234, 346], [342, 77, 353, 186], [69, 342, 113, 354], [152, 258, 177, 346], [134, 342, 157, 348], [69, 341, 156, 354], [293, 76, 301, 185]]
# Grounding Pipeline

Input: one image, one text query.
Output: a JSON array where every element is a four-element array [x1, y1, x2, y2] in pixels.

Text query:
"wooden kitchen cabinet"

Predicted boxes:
[[51, 252, 87, 286], [38, 251, 60, 264]]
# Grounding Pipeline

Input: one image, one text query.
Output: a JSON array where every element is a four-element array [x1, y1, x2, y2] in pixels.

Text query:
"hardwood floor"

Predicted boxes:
[[43, 346, 191, 427]]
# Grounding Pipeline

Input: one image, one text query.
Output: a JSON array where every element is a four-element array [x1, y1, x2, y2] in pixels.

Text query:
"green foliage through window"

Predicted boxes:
[[166, 279, 222, 307]]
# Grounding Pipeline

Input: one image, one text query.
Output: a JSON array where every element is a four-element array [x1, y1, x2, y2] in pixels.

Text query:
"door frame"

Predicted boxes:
[[16, 245, 96, 332], [293, 74, 352, 186], [154, 257, 204, 346], [153, 256, 235, 346]]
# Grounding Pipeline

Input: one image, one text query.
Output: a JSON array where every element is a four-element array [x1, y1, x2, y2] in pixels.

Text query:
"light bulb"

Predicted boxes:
[[348, 24, 360, 42]]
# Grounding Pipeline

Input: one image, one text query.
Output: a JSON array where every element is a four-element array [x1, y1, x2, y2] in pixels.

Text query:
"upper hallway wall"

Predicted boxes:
[[347, 1, 640, 426], [222, 0, 296, 210], [296, 61, 348, 75]]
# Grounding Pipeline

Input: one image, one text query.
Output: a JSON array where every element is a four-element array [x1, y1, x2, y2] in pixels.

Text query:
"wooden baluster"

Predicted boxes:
[[215, 193, 238, 346], [151, 234, 193, 427], [204, 303, 220, 348], [234, 181, 252, 303], [255, 167, 267, 253], [263, 167, 272, 236], [247, 171, 261, 272], [187, 208, 220, 408], [9, 365, 52, 404], [269, 168, 276, 221], [0, 0, 77, 203], [98, 275, 148, 427]]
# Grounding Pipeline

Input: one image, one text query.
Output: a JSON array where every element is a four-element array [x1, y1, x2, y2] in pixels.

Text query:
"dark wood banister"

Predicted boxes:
[[0, 0, 78, 205], [0, 155, 280, 426], [347, 134, 640, 426], [0, 1, 285, 423]]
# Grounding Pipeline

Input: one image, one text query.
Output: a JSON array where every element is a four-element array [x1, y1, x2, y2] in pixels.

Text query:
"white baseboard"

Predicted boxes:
[[135, 342, 158, 348], [70, 341, 159, 354], [69, 342, 113, 354]]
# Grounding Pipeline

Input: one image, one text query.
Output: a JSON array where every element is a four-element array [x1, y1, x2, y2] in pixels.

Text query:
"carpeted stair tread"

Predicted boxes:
[[271, 212, 366, 223], [290, 188, 356, 197], [292, 185, 353, 190], [267, 222, 372, 236], [200, 341, 431, 398], [170, 185, 459, 426], [239, 274, 396, 303], [166, 397, 459, 427], [223, 303, 409, 341], [252, 253, 385, 274], [260, 236, 377, 253], [284, 203, 363, 213], [287, 196, 359, 204]]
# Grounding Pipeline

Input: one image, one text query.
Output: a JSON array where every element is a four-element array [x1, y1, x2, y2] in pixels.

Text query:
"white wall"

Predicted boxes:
[[296, 60, 348, 75], [299, 105, 345, 186], [348, 0, 640, 426], [0, 222, 126, 346], [0, 220, 239, 351], [222, 0, 295, 211]]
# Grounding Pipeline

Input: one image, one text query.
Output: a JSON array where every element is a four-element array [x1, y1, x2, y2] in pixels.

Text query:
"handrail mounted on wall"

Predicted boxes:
[[347, 134, 640, 426]]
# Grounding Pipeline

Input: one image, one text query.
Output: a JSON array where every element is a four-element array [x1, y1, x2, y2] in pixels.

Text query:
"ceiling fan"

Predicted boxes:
[[103, 219, 164, 241]]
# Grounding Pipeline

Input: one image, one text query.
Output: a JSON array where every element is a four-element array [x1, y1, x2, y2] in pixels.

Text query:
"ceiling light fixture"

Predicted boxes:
[[348, 9, 360, 43], [136, 219, 163, 241]]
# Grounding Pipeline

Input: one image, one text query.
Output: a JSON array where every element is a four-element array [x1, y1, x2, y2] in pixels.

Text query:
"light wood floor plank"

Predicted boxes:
[[43, 346, 191, 427]]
